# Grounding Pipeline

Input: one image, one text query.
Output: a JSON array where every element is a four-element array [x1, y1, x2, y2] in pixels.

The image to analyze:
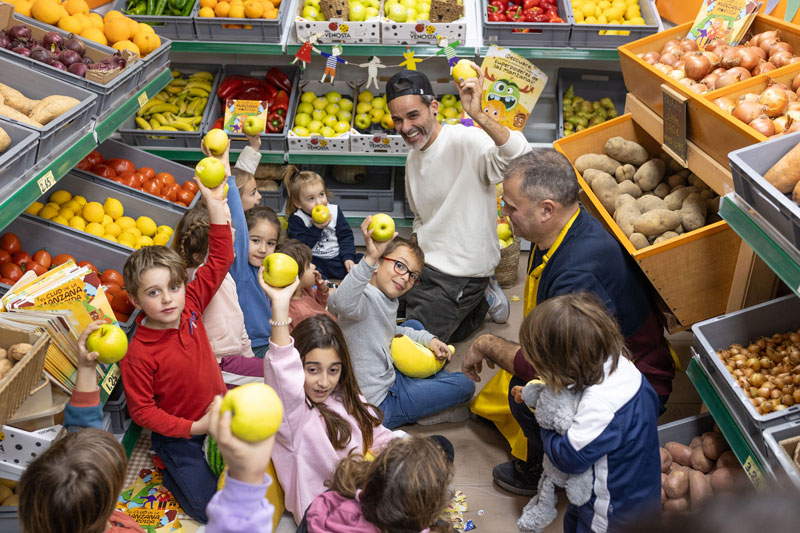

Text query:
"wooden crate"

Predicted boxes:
[[0, 326, 50, 427], [553, 114, 741, 326]]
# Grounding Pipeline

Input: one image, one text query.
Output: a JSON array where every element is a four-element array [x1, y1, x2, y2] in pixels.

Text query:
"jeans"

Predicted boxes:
[[400, 319, 424, 331], [508, 376, 545, 467], [150, 433, 218, 523], [379, 370, 475, 429]]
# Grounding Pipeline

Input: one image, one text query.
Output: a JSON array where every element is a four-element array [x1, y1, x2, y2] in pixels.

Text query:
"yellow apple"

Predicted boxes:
[[220, 383, 283, 442], [262, 252, 299, 287]]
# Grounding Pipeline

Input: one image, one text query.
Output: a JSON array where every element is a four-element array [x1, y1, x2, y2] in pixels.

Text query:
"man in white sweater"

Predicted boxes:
[[386, 69, 532, 343]]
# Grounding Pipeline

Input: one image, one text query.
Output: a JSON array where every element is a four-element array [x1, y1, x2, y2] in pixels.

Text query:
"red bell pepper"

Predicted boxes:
[[217, 78, 243, 100], [258, 80, 278, 104], [266, 112, 285, 133], [524, 6, 543, 20], [211, 117, 224, 130], [505, 4, 522, 21], [271, 90, 289, 116], [265, 67, 292, 92], [488, 0, 507, 12], [523, 0, 538, 8], [236, 85, 271, 101]]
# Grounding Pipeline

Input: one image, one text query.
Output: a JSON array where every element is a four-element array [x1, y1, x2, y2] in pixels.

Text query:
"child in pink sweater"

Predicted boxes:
[[276, 239, 335, 332], [257, 270, 396, 523]]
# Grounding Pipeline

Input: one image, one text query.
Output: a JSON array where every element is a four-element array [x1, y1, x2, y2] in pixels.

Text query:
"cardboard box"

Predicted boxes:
[[295, 0, 381, 44], [0, 424, 64, 470], [288, 80, 356, 152], [380, 0, 467, 45]]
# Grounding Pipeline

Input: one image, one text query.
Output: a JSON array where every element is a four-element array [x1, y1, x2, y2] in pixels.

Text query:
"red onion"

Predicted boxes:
[[68, 62, 86, 77], [0, 34, 10, 50], [769, 42, 794, 57], [642, 51, 660, 64], [680, 38, 700, 52], [735, 46, 761, 71], [660, 52, 679, 66], [8, 25, 31, 41], [713, 96, 736, 113], [81, 56, 94, 65], [770, 50, 794, 67], [721, 47, 741, 68], [753, 61, 777, 75], [62, 34, 85, 57], [749, 115, 776, 136], [58, 49, 81, 67], [11, 46, 30, 57], [42, 31, 63, 51], [732, 100, 764, 123], [30, 48, 50, 63], [760, 85, 789, 117], [50, 60, 66, 71], [685, 52, 712, 80]]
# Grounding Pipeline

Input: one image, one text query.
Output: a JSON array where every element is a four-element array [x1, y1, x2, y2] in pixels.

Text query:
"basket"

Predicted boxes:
[[495, 238, 520, 288], [0, 326, 50, 427]]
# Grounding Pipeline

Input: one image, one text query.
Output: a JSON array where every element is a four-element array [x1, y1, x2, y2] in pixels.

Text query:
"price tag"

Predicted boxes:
[[100, 364, 121, 396], [37, 171, 56, 194], [742, 455, 766, 490], [137, 91, 149, 108], [661, 84, 688, 165]]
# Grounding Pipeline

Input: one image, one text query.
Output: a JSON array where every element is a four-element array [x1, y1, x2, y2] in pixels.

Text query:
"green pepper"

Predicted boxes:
[[147, 0, 155, 14], [181, 0, 194, 16], [129, 3, 147, 14], [154, 0, 167, 15]]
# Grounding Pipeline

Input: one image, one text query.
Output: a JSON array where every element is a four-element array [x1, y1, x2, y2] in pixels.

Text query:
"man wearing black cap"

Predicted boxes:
[[386, 66, 531, 345]]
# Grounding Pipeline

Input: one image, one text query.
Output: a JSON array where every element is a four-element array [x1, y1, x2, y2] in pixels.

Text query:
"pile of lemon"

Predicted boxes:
[[27, 190, 174, 250], [571, 0, 646, 35], [8, 0, 161, 58], [197, 0, 280, 23]]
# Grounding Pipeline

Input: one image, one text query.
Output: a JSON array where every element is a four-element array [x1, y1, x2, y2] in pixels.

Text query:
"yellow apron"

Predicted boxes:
[[469, 210, 580, 460]]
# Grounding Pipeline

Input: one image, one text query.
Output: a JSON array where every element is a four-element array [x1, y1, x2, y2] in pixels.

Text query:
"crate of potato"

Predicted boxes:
[[72, 138, 200, 212], [119, 64, 221, 148], [27, 172, 181, 253], [0, 216, 140, 330], [194, 0, 287, 43], [567, 0, 660, 49], [0, 118, 38, 184], [110, 0, 197, 40], [0, 325, 50, 428], [693, 294, 800, 456], [553, 114, 741, 326], [0, 56, 95, 163]]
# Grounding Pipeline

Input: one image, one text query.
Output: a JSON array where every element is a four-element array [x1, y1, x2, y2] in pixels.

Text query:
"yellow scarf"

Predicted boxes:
[[469, 209, 579, 460]]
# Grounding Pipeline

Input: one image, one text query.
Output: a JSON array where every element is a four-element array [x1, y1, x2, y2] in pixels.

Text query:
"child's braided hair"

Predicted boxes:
[[174, 205, 210, 268]]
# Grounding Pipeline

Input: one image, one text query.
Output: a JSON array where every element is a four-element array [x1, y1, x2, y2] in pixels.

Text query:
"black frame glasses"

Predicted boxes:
[[381, 257, 421, 285]]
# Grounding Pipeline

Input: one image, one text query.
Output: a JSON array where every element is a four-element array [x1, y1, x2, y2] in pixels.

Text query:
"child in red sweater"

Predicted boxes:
[[277, 239, 335, 332], [120, 175, 233, 524]]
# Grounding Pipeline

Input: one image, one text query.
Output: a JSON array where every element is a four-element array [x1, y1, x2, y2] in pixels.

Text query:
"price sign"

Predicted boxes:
[[137, 91, 149, 108], [100, 364, 121, 396], [742, 455, 766, 490], [37, 171, 56, 194], [661, 84, 688, 165]]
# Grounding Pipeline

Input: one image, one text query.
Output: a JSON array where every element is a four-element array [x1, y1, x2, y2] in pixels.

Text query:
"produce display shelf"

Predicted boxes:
[[0, 68, 173, 233], [287, 152, 407, 166], [686, 357, 771, 490], [287, 42, 478, 57], [719, 193, 800, 299], [170, 40, 285, 54], [142, 149, 286, 164], [476, 46, 618, 61]]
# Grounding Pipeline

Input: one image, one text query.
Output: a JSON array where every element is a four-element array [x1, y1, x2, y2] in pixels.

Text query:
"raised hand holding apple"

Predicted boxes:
[[86, 323, 128, 364], [75, 319, 109, 394], [454, 60, 485, 121], [257, 267, 300, 347], [194, 171, 229, 227], [200, 132, 232, 177], [361, 215, 397, 266]]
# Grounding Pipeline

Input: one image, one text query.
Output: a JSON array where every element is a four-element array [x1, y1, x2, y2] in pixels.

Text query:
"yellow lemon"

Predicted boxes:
[[200, 0, 217, 7], [45, 202, 60, 211], [31, 0, 67, 25], [58, 207, 75, 220], [58, 14, 83, 33], [74, 12, 91, 30], [85, 222, 105, 237], [73, 195, 87, 207], [105, 222, 122, 237], [103, 234, 118, 243], [629, 16, 645, 24], [102, 214, 113, 226], [49, 189, 72, 205], [136, 235, 154, 248], [26, 201, 44, 216], [133, 31, 160, 55], [64, 0, 89, 15], [156, 225, 173, 236], [52, 215, 69, 226], [80, 27, 108, 46], [88, 12, 104, 28], [198, 6, 215, 16], [585, 15, 597, 23], [228, 4, 244, 17], [597, 13, 607, 24], [118, 232, 137, 247], [103, 9, 125, 23], [82, 201, 105, 223], [63, 199, 81, 213], [38, 205, 58, 220], [598, 0, 610, 8], [580, 1, 596, 18], [127, 226, 142, 239], [153, 232, 170, 246], [117, 216, 136, 230], [573, 9, 584, 22], [68, 216, 86, 231], [103, 197, 124, 219], [104, 17, 131, 44], [136, 216, 157, 237]]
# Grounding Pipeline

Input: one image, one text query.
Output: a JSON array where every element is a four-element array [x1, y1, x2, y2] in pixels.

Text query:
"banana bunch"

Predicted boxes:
[[135, 70, 214, 132]]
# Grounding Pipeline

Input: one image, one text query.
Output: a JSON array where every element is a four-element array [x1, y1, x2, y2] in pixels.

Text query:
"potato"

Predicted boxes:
[[674, 224, 685, 235], [680, 193, 708, 232], [0, 359, 12, 379], [688, 470, 712, 509], [2, 493, 18, 506], [665, 442, 693, 467], [660, 447, 673, 473], [30, 96, 80, 126], [615, 196, 642, 236], [690, 446, 713, 473], [582, 168, 614, 188], [663, 497, 690, 513], [0, 347, 6, 360], [615, 163, 636, 183], [663, 469, 689, 498], [665, 186, 700, 210], [0, 126, 9, 153], [715, 450, 738, 469], [654, 231, 679, 245], [667, 158, 684, 173], [0, 83, 38, 115], [575, 153, 621, 176], [591, 172, 619, 214], [699, 189, 715, 200], [709, 466, 740, 492], [8, 343, 32, 362], [653, 182, 671, 199], [617, 180, 642, 198], [633, 209, 680, 237], [636, 195, 668, 213], [793, 180, 800, 205], [689, 436, 703, 449], [629, 232, 649, 250], [634, 159, 667, 192], [667, 174, 687, 188], [604, 137, 649, 166], [0, 103, 43, 128], [701, 432, 729, 461]]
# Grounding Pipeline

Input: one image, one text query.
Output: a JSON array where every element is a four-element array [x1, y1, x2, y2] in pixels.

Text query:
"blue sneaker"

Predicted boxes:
[[485, 276, 510, 324]]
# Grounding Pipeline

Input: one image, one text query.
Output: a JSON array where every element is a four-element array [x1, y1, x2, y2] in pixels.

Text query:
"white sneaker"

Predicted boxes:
[[485, 276, 510, 323]]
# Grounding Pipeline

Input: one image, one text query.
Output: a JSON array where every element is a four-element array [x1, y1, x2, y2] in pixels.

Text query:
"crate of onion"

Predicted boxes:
[[618, 14, 800, 168]]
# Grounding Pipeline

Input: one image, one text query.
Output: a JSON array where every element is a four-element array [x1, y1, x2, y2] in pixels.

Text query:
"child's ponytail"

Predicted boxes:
[[174, 206, 210, 268]]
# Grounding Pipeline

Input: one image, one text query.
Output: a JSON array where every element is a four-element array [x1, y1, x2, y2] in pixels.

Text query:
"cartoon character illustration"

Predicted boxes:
[[482, 70, 538, 129], [483, 99, 507, 124], [513, 111, 528, 129]]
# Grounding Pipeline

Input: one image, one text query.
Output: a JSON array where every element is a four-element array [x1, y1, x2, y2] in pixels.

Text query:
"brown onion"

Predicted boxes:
[[753, 61, 777, 75], [712, 67, 727, 76], [660, 52, 679, 66], [770, 50, 794, 67], [751, 30, 780, 48], [701, 51, 720, 68], [789, 57, 800, 65], [669, 69, 686, 80], [685, 52, 712, 80], [702, 72, 721, 88], [680, 38, 700, 52], [749, 46, 767, 61], [713, 96, 736, 113], [732, 99, 764, 122], [760, 85, 789, 117], [750, 116, 777, 136], [654, 63, 672, 74], [729, 66, 752, 80], [642, 51, 660, 64], [760, 36, 782, 53], [715, 69, 745, 89], [708, 38, 729, 52], [662, 39, 681, 52], [721, 47, 741, 68], [769, 41, 794, 57], [774, 115, 790, 134], [735, 46, 761, 71], [793, 73, 800, 92], [741, 92, 761, 102]]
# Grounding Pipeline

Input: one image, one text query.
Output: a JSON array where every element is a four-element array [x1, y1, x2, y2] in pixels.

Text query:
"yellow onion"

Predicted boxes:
[[732, 99, 764, 123], [760, 85, 789, 117], [684, 52, 712, 81], [735, 46, 761, 71], [713, 96, 736, 113], [753, 61, 777, 75]]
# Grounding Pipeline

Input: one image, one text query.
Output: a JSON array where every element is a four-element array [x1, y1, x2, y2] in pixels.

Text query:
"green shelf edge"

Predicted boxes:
[[0, 69, 173, 232], [686, 358, 769, 489], [287, 152, 407, 165], [143, 148, 286, 164], [719, 195, 800, 298], [477, 46, 619, 60], [122, 422, 142, 458], [170, 40, 285, 54]]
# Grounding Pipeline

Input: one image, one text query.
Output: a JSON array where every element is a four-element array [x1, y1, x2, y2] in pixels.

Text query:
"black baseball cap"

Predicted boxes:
[[386, 70, 434, 102]]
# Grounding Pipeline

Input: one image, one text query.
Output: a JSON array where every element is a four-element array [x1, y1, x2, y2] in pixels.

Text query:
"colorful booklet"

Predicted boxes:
[[222, 98, 269, 135], [687, 0, 763, 46]]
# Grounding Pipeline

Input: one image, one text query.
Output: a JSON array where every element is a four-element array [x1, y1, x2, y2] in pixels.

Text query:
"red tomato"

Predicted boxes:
[[52, 254, 76, 267], [92, 164, 116, 179], [107, 158, 136, 175], [132, 171, 148, 187], [142, 179, 161, 195], [101, 281, 122, 300], [111, 290, 135, 315], [11, 251, 32, 269], [28, 262, 47, 276], [100, 269, 124, 287], [0, 233, 21, 255], [138, 167, 156, 180], [85, 150, 104, 167], [182, 180, 199, 193], [33, 250, 51, 268], [155, 172, 175, 185], [77, 260, 99, 275], [76, 156, 93, 171], [0, 262, 23, 282], [119, 173, 138, 188], [0, 277, 16, 285], [163, 182, 181, 202], [0, 250, 10, 264], [176, 188, 194, 205], [176, 201, 187, 207]]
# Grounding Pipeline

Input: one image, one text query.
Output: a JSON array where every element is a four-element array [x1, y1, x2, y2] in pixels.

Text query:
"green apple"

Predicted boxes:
[[300, 91, 316, 103], [242, 116, 264, 136], [499, 238, 506, 249], [368, 213, 395, 242], [336, 109, 352, 122], [365, 6, 378, 17], [220, 383, 283, 442], [436, 113, 444, 122], [293, 126, 310, 137], [445, 117, 460, 125], [320, 126, 336, 137], [294, 112, 312, 128], [356, 101, 373, 114], [456, 101, 463, 113], [312, 204, 330, 224], [497, 222, 512, 240], [195, 157, 227, 188], [324, 103, 340, 116], [349, 2, 366, 20], [354, 113, 371, 129], [441, 94, 457, 108], [323, 115, 338, 128], [369, 108, 385, 123], [308, 120, 324, 133], [313, 97, 329, 110], [370, 96, 386, 109], [262, 252, 298, 287], [334, 120, 350, 134], [406, 8, 417, 20], [452, 59, 478, 83], [339, 97, 354, 111], [301, 5, 319, 19], [311, 108, 327, 121], [386, 3, 407, 21], [304, 0, 319, 6], [325, 91, 342, 103], [86, 324, 128, 364], [366, 0, 379, 7], [442, 106, 459, 119], [357, 90, 374, 103], [203, 128, 228, 156], [297, 102, 314, 115]]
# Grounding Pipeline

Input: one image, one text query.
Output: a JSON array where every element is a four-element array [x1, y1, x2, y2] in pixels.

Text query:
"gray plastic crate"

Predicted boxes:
[[325, 167, 394, 212], [204, 64, 299, 153], [0, 119, 39, 184], [0, 56, 96, 163], [556, 68, 625, 138], [71, 139, 199, 212], [193, 0, 289, 42], [103, 381, 131, 434], [259, 181, 287, 213], [729, 131, 800, 254], [567, 0, 659, 49], [692, 294, 800, 455], [0, 508, 19, 533], [113, 0, 197, 40], [4, 15, 142, 117], [136, 34, 172, 85], [0, 215, 140, 332], [481, 0, 572, 47], [118, 64, 221, 148], [764, 420, 800, 490], [657, 413, 716, 447]]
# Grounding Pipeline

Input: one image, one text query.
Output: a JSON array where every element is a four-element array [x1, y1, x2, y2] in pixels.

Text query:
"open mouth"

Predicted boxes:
[[487, 93, 517, 110]]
